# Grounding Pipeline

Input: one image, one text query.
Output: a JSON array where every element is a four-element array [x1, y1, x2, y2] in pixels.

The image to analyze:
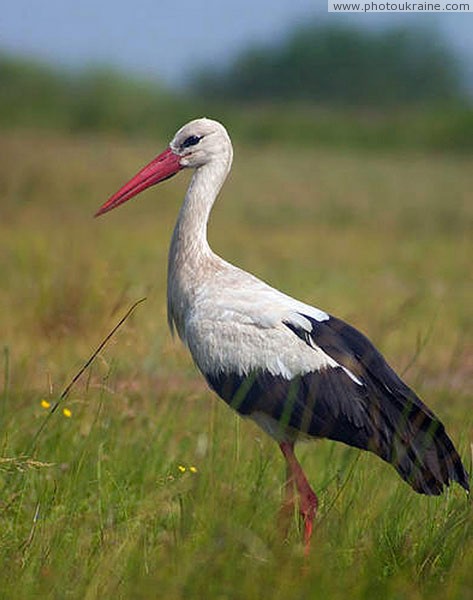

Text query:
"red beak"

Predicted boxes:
[[95, 147, 183, 217]]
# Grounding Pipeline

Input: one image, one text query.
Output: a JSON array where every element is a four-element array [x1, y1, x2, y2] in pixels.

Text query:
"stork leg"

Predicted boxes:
[[278, 454, 297, 538], [279, 441, 318, 551]]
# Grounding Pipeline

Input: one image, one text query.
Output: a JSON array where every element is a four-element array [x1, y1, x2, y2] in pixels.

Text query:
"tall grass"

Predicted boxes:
[[0, 130, 471, 598]]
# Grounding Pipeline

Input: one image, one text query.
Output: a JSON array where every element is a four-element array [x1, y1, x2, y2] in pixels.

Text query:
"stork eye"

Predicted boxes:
[[181, 135, 202, 149]]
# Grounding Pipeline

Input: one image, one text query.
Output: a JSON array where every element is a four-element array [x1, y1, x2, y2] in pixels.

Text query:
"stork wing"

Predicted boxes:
[[189, 275, 468, 495], [280, 313, 470, 495]]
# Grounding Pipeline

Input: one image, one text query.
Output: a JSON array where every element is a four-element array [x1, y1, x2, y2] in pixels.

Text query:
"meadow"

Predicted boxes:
[[0, 128, 471, 599]]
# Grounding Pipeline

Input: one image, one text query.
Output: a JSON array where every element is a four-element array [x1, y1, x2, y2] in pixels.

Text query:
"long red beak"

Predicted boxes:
[[95, 147, 183, 217]]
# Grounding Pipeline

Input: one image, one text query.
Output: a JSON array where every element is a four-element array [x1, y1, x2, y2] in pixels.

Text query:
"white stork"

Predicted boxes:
[[96, 118, 469, 548]]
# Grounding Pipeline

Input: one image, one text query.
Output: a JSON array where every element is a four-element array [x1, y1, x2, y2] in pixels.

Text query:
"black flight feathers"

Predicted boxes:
[[206, 313, 469, 496], [284, 313, 470, 495]]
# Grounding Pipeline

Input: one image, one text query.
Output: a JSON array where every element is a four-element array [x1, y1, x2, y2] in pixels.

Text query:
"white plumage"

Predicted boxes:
[[165, 120, 334, 385], [96, 117, 469, 550]]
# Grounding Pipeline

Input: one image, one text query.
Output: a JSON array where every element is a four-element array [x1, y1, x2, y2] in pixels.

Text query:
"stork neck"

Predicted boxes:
[[171, 156, 230, 263], [167, 154, 232, 338]]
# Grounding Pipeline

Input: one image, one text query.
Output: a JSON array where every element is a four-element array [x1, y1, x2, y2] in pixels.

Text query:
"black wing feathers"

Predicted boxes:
[[207, 366, 374, 445], [285, 314, 470, 495], [207, 312, 469, 496]]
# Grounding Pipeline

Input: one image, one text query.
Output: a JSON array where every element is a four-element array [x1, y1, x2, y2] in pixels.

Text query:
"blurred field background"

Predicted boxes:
[[1, 10, 472, 600]]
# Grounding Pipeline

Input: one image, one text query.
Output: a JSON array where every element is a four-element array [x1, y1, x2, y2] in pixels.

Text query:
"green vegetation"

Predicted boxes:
[[1, 130, 471, 598], [193, 25, 462, 106], [1, 53, 473, 152], [0, 54, 192, 136]]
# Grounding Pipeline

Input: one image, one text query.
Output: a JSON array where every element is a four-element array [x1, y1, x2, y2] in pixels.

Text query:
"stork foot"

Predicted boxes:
[[299, 483, 318, 551]]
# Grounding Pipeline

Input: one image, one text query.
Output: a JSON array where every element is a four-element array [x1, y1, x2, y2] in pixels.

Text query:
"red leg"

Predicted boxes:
[[280, 441, 318, 551], [278, 454, 296, 538]]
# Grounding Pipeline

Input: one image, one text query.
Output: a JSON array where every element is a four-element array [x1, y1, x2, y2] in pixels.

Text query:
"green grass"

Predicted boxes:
[[0, 130, 471, 599]]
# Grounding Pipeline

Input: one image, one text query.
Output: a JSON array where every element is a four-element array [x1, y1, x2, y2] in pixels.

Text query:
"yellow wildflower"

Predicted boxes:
[[41, 400, 51, 409], [189, 466, 198, 474], [63, 408, 72, 418], [177, 465, 186, 473]]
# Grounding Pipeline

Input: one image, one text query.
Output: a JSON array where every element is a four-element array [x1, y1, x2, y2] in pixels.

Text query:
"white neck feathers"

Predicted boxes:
[[167, 144, 233, 337]]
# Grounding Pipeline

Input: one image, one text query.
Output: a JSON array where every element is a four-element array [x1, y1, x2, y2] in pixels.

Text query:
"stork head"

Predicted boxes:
[[95, 118, 232, 217]]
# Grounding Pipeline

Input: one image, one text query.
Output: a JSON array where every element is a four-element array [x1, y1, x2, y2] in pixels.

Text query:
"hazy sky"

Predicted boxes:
[[1, 1, 472, 88]]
